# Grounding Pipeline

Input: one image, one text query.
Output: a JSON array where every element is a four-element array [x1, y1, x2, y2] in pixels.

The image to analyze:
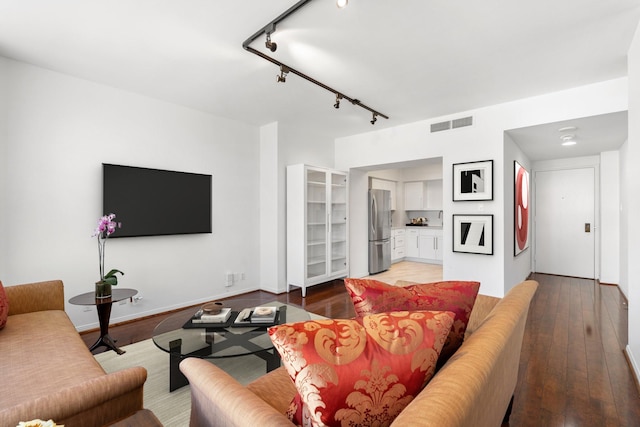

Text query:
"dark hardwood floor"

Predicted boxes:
[[82, 273, 640, 426]]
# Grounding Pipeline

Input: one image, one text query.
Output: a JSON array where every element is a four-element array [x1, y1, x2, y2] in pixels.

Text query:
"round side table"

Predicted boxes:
[[69, 288, 137, 354]]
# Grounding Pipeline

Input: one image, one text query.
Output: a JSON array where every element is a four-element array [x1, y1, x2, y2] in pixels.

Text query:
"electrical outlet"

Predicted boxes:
[[225, 272, 234, 287]]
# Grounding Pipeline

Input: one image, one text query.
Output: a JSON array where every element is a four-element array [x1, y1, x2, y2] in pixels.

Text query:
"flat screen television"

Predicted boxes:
[[102, 163, 212, 238]]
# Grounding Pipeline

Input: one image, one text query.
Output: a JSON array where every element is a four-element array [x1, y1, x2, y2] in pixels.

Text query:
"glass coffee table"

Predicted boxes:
[[152, 298, 311, 391]]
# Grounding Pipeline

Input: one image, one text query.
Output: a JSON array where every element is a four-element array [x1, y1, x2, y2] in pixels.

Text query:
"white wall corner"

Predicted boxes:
[[259, 122, 280, 293]]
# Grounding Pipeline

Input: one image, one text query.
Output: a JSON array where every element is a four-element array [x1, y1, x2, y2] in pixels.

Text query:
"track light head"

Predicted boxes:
[[277, 65, 289, 83], [265, 33, 277, 52], [370, 113, 378, 125], [337, 0, 348, 8], [334, 94, 342, 109]]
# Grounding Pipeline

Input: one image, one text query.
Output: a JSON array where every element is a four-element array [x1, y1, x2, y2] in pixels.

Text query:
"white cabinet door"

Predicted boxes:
[[433, 234, 443, 260], [419, 234, 437, 259], [414, 229, 443, 262], [425, 179, 443, 210], [329, 171, 348, 277], [404, 182, 425, 210], [406, 229, 419, 257]]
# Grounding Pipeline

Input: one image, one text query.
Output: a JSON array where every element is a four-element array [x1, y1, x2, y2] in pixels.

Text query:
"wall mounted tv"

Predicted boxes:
[[103, 163, 212, 238]]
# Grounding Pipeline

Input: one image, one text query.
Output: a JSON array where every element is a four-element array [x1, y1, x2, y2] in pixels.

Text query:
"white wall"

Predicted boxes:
[[600, 150, 621, 287], [619, 141, 629, 298], [259, 122, 279, 293], [0, 58, 8, 278], [336, 78, 628, 297], [625, 21, 640, 383], [1, 58, 262, 330]]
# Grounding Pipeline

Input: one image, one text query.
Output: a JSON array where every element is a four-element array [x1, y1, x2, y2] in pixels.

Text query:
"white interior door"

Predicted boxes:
[[535, 168, 595, 278]]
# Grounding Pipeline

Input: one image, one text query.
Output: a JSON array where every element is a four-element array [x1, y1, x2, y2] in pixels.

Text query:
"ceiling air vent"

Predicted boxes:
[[452, 116, 473, 129], [431, 121, 451, 133], [430, 116, 474, 133]]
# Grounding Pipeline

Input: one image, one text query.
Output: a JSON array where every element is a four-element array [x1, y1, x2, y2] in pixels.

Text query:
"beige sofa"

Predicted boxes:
[[180, 279, 538, 427], [0, 280, 149, 427]]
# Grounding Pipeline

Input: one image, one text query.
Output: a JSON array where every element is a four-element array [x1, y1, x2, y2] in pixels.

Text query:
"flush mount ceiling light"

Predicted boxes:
[[242, 0, 388, 125], [336, 0, 348, 8]]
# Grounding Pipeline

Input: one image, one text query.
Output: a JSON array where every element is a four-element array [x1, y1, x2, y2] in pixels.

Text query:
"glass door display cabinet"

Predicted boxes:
[[287, 164, 348, 297]]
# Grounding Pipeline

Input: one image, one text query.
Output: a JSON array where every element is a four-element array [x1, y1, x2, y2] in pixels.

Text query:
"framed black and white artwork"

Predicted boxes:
[[452, 160, 493, 201], [453, 214, 493, 255]]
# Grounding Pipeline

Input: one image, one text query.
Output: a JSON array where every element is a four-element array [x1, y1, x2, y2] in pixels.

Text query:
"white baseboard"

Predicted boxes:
[[625, 345, 640, 391]]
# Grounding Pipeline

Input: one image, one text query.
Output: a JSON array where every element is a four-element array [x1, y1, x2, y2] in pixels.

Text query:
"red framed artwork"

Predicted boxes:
[[514, 161, 530, 256]]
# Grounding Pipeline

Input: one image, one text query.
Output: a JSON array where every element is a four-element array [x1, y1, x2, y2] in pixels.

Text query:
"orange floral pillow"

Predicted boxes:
[[269, 310, 455, 427], [344, 278, 480, 364], [0, 281, 9, 330]]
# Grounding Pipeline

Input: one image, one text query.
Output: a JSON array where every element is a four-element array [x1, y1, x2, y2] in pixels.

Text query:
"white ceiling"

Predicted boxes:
[[0, 0, 638, 157]]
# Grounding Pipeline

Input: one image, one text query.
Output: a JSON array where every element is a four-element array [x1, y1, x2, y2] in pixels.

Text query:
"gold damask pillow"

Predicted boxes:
[[268, 310, 455, 427], [344, 278, 480, 364]]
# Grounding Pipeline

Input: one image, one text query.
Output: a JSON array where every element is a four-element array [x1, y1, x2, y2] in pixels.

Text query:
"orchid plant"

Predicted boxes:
[[93, 213, 124, 286]]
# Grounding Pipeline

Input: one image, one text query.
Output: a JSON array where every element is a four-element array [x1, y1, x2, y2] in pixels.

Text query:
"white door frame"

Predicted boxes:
[[531, 158, 600, 280]]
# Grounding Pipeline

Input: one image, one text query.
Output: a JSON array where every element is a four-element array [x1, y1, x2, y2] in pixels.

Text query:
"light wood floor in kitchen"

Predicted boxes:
[[364, 260, 443, 283]]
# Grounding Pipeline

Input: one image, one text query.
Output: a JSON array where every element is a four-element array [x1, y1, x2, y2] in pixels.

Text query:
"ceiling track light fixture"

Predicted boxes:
[[265, 32, 277, 52], [242, 0, 388, 124], [277, 65, 289, 83]]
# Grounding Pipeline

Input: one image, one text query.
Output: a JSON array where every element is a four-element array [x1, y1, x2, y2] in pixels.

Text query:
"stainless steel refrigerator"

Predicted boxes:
[[368, 189, 391, 274]]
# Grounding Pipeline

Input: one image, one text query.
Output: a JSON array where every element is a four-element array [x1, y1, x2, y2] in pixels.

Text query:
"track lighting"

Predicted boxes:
[[243, 0, 389, 124], [334, 94, 342, 109], [265, 33, 277, 52], [277, 65, 289, 83]]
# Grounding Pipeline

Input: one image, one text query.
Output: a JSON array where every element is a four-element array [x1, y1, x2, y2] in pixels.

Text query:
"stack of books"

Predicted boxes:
[[250, 306, 278, 323], [192, 307, 232, 323]]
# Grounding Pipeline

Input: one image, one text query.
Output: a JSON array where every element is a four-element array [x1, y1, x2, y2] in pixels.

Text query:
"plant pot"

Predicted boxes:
[[95, 281, 112, 299]]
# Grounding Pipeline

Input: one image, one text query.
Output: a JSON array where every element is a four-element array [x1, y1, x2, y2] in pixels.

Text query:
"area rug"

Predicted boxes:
[[95, 305, 325, 427]]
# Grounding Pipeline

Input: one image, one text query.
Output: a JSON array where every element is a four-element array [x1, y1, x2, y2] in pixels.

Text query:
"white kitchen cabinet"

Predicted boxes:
[[425, 179, 443, 210], [287, 164, 348, 297], [420, 228, 443, 262], [404, 181, 424, 211], [391, 228, 405, 262], [405, 180, 443, 211], [405, 228, 420, 258], [371, 178, 397, 210], [405, 227, 443, 264]]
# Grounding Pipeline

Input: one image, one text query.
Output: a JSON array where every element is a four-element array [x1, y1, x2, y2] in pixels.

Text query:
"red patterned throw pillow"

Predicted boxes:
[[0, 281, 9, 330], [269, 310, 455, 427], [344, 278, 480, 364]]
